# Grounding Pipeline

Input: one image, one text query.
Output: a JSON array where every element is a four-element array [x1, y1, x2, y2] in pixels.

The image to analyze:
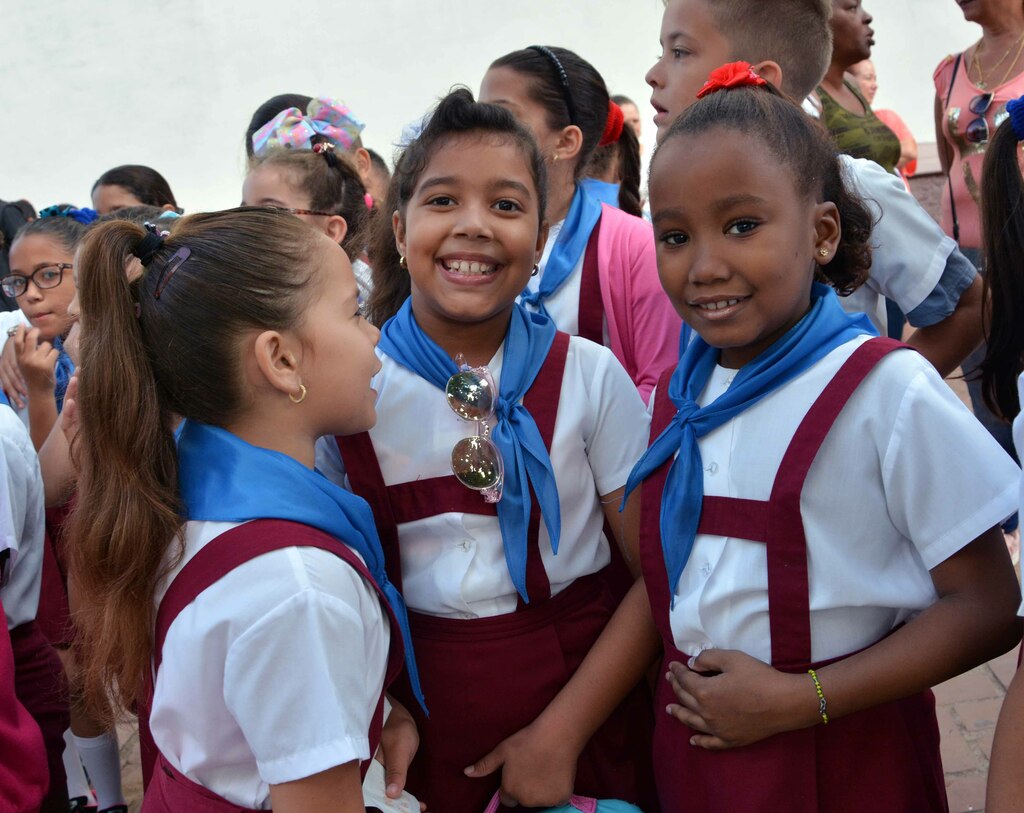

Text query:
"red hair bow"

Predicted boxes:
[[599, 100, 625, 146], [696, 61, 767, 99]]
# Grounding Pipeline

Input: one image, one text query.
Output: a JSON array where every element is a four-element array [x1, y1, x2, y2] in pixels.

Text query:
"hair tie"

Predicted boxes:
[[38, 204, 99, 225], [132, 224, 166, 267], [528, 45, 578, 127], [599, 100, 625, 146], [696, 61, 768, 99], [251, 96, 365, 156], [1008, 96, 1024, 142], [313, 141, 340, 168]]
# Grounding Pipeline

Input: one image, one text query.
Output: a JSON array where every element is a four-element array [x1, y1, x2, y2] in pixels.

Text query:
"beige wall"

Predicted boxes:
[[0, 1, 978, 211]]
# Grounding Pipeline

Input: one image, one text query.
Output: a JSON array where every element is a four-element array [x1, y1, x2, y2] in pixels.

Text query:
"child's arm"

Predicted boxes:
[[39, 406, 76, 508], [666, 527, 1022, 749], [14, 327, 58, 451], [986, 659, 1024, 813], [269, 761, 364, 813], [465, 487, 662, 807]]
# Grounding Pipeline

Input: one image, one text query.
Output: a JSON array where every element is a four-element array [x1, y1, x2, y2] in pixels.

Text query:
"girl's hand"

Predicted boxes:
[[0, 328, 28, 408], [376, 695, 420, 800], [666, 648, 818, 750], [465, 717, 577, 808], [14, 326, 58, 395], [61, 375, 80, 448]]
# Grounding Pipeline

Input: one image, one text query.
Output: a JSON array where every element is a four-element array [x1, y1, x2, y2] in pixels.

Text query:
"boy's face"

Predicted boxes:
[[646, 0, 735, 142]]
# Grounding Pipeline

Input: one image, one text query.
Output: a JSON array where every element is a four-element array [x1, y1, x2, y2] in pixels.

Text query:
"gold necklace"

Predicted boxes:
[[971, 29, 1024, 89]]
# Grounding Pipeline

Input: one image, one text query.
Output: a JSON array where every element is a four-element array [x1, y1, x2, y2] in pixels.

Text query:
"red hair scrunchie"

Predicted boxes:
[[696, 61, 767, 99], [599, 100, 625, 147]]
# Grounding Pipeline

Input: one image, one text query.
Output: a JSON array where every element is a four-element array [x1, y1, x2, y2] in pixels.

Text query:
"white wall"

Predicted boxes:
[[0, 1, 978, 212]]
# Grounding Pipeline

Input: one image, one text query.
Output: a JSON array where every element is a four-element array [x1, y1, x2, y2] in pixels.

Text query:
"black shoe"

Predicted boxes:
[[68, 798, 97, 813]]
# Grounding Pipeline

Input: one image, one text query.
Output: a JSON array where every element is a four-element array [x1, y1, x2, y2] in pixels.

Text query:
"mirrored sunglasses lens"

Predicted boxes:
[[967, 117, 990, 143], [970, 93, 994, 115], [451, 436, 502, 490], [446, 370, 495, 421]]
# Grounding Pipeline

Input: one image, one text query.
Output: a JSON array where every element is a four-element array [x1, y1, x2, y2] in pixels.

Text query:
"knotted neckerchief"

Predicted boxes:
[[622, 283, 876, 600], [177, 421, 426, 711], [53, 335, 74, 413], [251, 97, 365, 155], [379, 301, 562, 603], [519, 183, 603, 319]]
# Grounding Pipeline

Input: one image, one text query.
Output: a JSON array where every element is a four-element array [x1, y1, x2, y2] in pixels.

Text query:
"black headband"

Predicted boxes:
[[528, 45, 577, 127]]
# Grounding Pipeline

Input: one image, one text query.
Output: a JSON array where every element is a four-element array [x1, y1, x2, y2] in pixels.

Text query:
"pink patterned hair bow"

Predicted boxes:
[[251, 96, 365, 155]]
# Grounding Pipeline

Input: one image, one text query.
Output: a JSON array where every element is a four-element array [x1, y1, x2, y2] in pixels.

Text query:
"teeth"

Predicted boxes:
[[446, 259, 496, 275], [698, 298, 741, 311]]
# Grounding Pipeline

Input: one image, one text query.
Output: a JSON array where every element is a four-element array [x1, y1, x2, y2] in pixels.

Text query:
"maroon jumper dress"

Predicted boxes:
[[337, 331, 656, 813], [640, 338, 948, 812], [577, 218, 604, 345], [139, 520, 404, 813]]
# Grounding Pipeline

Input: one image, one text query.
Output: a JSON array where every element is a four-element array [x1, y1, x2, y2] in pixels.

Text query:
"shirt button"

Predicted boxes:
[[458, 539, 473, 551], [700, 562, 712, 578], [459, 612, 474, 619], [705, 462, 719, 475]]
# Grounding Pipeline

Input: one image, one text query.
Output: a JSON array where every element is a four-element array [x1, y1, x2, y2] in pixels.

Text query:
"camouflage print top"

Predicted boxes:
[[816, 80, 901, 175]]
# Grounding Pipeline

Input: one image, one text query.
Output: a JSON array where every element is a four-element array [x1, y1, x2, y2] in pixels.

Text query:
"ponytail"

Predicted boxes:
[[980, 117, 1024, 420], [68, 220, 183, 723], [615, 123, 643, 218]]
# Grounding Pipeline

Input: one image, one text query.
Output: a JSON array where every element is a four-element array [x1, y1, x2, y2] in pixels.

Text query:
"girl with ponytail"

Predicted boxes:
[[480, 46, 680, 402], [68, 209, 420, 812]]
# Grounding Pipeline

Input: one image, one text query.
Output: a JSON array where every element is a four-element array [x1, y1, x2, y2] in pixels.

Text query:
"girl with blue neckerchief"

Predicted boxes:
[[319, 88, 658, 813], [626, 64, 1022, 812], [67, 208, 423, 813], [479, 46, 681, 403]]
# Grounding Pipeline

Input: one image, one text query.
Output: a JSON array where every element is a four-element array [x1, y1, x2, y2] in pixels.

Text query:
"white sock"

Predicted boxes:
[[72, 730, 125, 810], [62, 729, 94, 802]]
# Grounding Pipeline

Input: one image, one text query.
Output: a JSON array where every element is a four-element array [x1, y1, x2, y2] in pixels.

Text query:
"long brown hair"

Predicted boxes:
[[68, 208, 320, 722]]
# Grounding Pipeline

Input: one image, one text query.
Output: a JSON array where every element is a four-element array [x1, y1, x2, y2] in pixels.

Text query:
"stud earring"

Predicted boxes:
[[818, 248, 830, 257], [399, 255, 407, 269], [289, 383, 308, 404]]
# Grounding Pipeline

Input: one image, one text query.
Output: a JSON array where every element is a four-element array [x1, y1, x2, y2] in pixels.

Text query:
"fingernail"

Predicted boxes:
[[687, 656, 697, 669], [666, 704, 674, 714], [463, 766, 475, 776], [690, 737, 698, 746], [665, 671, 672, 681], [386, 783, 399, 797]]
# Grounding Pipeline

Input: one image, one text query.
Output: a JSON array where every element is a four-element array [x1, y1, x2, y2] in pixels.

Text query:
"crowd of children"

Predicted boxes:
[[1, 1, 1023, 812]]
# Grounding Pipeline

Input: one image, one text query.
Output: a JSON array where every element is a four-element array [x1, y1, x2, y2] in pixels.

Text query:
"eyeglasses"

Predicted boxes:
[[446, 358, 503, 503], [966, 93, 994, 144], [1, 263, 72, 299], [266, 206, 336, 217]]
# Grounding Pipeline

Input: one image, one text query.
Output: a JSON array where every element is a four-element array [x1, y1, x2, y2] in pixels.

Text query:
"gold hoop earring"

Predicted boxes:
[[531, 264, 539, 277], [399, 255, 407, 269], [289, 384, 307, 404]]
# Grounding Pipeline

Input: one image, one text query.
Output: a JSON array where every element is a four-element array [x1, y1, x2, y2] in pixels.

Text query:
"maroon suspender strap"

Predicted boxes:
[[338, 332, 572, 608], [519, 330, 571, 604], [637, 367, 678, 642], [577, 218, 604, 344], [336, 432, 406, 592], [763, 337, 908, 668]]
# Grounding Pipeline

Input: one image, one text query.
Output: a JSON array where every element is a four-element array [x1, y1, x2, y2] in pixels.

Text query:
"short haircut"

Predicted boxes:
[[366, 148, 390, 176], [702, 0, 832, 101], [611, 94, 636, 108]]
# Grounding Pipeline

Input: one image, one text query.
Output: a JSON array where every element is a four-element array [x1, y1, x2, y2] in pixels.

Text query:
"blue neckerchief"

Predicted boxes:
[[623, 284, 876, 601], [379, 300, 562, 603], [579, 178, 620, 209], [520, 183, 603, 318], [177, 421, 427, 712], [53, 335, 74, 414]]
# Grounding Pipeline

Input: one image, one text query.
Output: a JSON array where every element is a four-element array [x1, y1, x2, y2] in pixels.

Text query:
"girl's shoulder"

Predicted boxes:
[[933, 52, 961, 90]]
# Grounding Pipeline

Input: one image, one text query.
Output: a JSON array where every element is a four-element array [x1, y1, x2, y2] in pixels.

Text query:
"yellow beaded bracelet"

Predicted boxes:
[[808, 668, 829, 725]]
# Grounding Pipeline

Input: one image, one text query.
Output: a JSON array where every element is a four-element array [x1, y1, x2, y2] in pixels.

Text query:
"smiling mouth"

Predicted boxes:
[[695, 298, 743, 311], [441, 258, 499, 276]]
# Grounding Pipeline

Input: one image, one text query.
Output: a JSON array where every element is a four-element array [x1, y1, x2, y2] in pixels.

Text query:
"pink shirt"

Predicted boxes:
[[934, 53, 1024, 249]]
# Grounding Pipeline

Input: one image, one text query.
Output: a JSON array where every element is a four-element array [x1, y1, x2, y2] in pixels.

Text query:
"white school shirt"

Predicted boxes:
[[668, 336, 1019, 664], [0, 404, 44, 629], [839, 155, 965, 334], [316, 336, 649, 618], [150, 520, 390, 808], [1012, 374, 1024, 617]]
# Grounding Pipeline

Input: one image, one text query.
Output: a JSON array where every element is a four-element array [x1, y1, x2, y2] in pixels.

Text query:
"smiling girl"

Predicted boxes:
[[625, 65, 1022, 812], [319, 89, 657, 812]]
